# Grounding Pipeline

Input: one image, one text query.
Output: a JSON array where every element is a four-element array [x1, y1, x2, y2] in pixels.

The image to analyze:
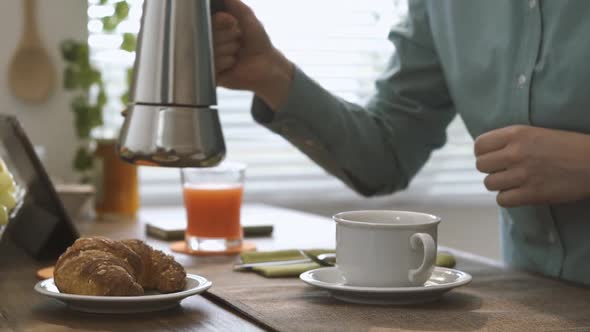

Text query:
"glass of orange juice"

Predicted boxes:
[[180, 162, 246, 252]]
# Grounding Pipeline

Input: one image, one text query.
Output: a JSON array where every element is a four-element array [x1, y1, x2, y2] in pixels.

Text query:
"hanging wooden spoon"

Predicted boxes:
[[8, 0, 56, 103]]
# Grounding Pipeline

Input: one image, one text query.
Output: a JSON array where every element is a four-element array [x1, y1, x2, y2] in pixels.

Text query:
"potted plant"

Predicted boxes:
[[59, 0, 138, 218]]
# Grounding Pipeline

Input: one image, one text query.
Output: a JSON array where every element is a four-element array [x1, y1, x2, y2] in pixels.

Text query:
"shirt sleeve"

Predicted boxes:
[[251, 0, 455, 196]]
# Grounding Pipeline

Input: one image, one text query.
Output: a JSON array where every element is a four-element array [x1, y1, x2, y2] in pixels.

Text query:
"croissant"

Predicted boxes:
[[54, 237, 186, 296], [121, 239, 186, 293]]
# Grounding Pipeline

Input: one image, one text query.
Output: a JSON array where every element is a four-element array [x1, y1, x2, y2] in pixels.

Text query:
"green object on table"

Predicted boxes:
[[243, 225, 274, 237], [0, 205, 8, 225], [252, 262, 321, 278], [239, 250, 456, 278], [239, 249, 333, 278], [145, 222, 273, 241], [241, 249, 304, 263], [436, 251, 457, 268]]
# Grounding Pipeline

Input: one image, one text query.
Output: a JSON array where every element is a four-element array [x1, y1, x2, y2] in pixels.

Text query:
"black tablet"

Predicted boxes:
[[0, 115, 78, 260]]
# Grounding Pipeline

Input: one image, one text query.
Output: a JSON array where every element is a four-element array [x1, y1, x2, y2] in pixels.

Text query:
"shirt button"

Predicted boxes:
[[517, 74, 527, 87], [529, 0, 537, 9], [281, 126, 290, 135], [304, 139, 315, 147]]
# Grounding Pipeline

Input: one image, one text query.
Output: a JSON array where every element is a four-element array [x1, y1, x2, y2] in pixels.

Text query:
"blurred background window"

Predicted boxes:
[[87, 0, 493, 209]]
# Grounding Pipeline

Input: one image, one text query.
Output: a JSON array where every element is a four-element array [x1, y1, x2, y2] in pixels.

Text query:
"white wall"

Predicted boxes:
[[0, 0, 87, 182]]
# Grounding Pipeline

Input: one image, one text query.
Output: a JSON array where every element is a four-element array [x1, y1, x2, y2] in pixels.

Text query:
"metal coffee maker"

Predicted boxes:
[[118, 0, 226, 168]]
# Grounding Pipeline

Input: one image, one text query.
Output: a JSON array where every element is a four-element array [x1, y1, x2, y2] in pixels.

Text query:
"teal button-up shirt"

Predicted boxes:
[[251, 0, 590, 285]]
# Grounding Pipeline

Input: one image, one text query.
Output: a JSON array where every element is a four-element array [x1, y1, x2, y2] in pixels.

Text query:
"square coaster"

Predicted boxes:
[[170, 241, 256, 256]]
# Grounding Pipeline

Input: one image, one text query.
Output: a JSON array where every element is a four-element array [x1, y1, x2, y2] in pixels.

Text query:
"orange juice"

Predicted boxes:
[[94, 139, 139, 218], [183, 184, 243, 239]]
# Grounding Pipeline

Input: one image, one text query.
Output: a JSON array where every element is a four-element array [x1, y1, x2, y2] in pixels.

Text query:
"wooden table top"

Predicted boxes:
[[1, 204, 315, 332], [2, 204, 589, 332]]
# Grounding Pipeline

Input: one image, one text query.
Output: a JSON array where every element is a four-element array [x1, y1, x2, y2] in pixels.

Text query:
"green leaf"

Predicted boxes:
[[97, 89, 107, 108], [102, 15, 119, 32], [71, 95, 102, 137], [121, 91, 129, 105], [62, 41, 89, 66], [88, 106, 104, 128], [121, 33, 136, 52], [73, 147, 94, 171], [90, 69, 102, 84], [71, 95, 89, 113], [77, 68, 101, 89], [63, 67, 78, 89], [126, 68, 134, 86], [75, 111, 92, 138], [115, 1, 130, 21], [71, 96, 91, 138], [60, 40, 79, 62], [76, 43, 90, 66]]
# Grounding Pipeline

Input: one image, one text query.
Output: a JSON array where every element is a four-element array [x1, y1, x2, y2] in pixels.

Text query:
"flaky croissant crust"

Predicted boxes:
[[54, 237, 186, 296]]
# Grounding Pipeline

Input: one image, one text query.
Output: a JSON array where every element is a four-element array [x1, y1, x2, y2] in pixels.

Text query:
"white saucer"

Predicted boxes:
[[34, 274, 212, 314], [300, 267, 471, 305]]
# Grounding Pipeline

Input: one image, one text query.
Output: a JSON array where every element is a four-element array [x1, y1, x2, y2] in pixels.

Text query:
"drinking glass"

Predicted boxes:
[[180, 162, 246, 252]]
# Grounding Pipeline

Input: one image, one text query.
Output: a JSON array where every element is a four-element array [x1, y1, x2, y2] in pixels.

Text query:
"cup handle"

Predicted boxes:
[[408, 233, 436, 284]]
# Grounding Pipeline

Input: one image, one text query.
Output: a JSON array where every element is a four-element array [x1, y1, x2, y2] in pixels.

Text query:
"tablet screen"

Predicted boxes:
[[0, 115, 78, 260]]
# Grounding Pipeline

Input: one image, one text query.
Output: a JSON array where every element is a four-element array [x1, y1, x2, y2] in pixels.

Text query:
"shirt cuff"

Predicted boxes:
[[249, 65, 358, 189], [250, 65, 341, 144], [250, 66, 313, 130]]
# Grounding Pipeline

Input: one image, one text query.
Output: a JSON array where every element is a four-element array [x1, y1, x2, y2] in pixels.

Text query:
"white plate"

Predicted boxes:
[[34, 274, 212, 314], [300, 266, 471, 305]]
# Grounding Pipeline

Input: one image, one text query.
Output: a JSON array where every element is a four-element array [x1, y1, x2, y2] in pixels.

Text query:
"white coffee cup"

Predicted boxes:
[[334, 210, 440, 288]]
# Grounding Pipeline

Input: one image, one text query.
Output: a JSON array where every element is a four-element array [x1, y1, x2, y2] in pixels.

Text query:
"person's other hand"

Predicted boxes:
[[212, 0, 293, 110], [474, 125, 590, 207]]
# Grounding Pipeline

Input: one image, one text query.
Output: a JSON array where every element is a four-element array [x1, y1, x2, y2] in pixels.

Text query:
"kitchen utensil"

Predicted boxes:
[[233, 258, 314, 271], [8, 0, 56, 103], [118, 0, 226, 168], [316, 253, 336, 266]]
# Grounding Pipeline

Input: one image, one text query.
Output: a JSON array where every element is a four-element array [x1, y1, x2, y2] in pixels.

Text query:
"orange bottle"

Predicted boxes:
[[93, 138, 139, 218]]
